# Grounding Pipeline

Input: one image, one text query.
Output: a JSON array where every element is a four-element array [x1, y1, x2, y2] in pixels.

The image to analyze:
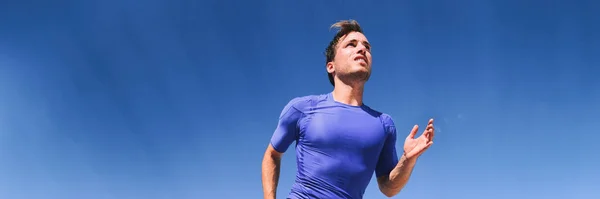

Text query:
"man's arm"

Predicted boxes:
[[261, 97, 307, 199], [376, 154, 418, 197], [262, 144, 283, 199], [376, 117, 435, 197]]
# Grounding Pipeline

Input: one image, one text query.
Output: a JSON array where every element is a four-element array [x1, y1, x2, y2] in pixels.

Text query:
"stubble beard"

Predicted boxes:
[[337, 69, 371, 86]]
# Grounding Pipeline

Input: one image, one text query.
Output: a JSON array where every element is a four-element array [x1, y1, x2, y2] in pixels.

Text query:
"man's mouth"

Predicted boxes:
[[354, 56, 367, 64]]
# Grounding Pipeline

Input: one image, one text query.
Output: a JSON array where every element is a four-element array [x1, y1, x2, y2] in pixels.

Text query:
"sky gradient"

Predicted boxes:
[[1, 0, 599, 198]]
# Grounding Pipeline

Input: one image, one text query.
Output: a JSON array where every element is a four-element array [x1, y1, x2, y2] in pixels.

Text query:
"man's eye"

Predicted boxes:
[[347, 43, 356, 47]]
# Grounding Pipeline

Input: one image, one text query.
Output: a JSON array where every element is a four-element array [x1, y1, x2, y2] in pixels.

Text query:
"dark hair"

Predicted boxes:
[[324, 20, 364, 86]]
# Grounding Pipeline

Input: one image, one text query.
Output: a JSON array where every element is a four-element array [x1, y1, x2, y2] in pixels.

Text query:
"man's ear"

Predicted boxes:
[[326, 62, 335, 73]]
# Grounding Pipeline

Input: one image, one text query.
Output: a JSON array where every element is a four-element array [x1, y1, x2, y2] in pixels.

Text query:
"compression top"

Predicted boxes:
[[270, 92, 399, 199]]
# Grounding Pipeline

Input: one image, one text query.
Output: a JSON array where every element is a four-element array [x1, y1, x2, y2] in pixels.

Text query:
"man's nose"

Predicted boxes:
[[357, 44, 367, 55]]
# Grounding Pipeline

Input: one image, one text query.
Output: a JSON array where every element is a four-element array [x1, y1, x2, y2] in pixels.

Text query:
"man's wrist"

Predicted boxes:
[[401, 151, 418, 164]]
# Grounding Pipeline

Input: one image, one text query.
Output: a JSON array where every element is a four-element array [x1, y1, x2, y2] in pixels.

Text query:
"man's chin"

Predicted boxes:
[[353, 68, 371, 76], [345, 70, 371, 82]]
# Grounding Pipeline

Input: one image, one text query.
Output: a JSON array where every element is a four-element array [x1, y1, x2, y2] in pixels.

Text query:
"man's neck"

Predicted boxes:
[[331, 82, 365, 106]]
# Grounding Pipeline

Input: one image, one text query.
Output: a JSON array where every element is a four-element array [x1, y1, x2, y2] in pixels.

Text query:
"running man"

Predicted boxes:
[[261, 20, 435, 199]]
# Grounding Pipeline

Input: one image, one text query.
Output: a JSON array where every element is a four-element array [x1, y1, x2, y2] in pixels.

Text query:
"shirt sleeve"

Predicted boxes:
[[375, 114, 400, 178], [269, 97, 306, 153]]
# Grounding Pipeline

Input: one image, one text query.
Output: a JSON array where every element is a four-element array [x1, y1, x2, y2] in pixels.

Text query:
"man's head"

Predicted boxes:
[[324, 20, 372, 87]]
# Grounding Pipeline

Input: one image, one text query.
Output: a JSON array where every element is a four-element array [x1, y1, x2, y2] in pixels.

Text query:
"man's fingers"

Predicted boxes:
[[424, 124, 433, 137], [425, 141, 433, 149], [429, 126, 435, 140], [409, 125, 418, 138], [421, 141, 433, 152], [411, 119, 435, 140], [426, 118, 435, 141]]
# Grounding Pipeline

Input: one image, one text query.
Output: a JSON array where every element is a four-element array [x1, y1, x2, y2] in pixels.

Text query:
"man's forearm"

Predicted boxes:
[[379, 154, 418, 196], [261, 151, 282, 199]]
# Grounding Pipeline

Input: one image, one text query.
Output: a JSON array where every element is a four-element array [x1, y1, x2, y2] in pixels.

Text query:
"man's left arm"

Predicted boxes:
[[376, 153, 418, 197], [376, 118, 435, 197]]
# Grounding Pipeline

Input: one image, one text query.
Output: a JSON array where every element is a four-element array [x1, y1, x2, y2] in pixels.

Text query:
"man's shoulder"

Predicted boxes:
[[283, 93, 328, 112], [379, 112, 396, 127]]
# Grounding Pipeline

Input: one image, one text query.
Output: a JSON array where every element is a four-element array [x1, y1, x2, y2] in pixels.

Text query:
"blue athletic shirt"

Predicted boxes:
[[270, 92, 399, 199]]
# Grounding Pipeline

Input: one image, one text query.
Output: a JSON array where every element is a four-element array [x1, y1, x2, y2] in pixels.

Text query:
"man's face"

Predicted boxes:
[[327, 31, 372, 84]]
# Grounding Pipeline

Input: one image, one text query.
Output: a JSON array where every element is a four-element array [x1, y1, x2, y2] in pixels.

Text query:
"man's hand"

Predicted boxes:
[[403, 118, 435, 159]]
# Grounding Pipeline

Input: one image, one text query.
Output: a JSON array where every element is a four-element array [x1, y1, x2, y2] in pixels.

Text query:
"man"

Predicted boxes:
[[261, 20, 435, 199]]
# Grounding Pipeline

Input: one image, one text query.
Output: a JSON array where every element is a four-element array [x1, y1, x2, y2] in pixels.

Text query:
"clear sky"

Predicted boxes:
[[1, 0, 599, 198]]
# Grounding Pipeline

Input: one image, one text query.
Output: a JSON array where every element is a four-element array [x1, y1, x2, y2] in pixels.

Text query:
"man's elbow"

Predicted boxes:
[[380, 188, 400, 198], [377, 180, 401, 198]]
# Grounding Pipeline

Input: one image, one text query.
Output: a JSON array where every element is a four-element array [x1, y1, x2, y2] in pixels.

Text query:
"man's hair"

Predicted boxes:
[[324, 20, 364, 86]]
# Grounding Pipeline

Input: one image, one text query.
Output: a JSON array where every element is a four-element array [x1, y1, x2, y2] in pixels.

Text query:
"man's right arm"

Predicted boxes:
[[261, 97, 306, 199], [261, 144, 283, 199]]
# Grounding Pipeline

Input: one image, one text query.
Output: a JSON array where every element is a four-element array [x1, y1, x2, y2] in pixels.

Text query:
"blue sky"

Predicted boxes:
[[1, 0, 599, 198]]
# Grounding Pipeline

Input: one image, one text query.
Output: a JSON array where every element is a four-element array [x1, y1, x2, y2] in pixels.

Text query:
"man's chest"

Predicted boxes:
[[299, 110, 388, 151]]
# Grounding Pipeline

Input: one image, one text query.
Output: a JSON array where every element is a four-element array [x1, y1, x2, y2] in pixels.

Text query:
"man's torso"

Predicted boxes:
[[286, 93, 392, 199]]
